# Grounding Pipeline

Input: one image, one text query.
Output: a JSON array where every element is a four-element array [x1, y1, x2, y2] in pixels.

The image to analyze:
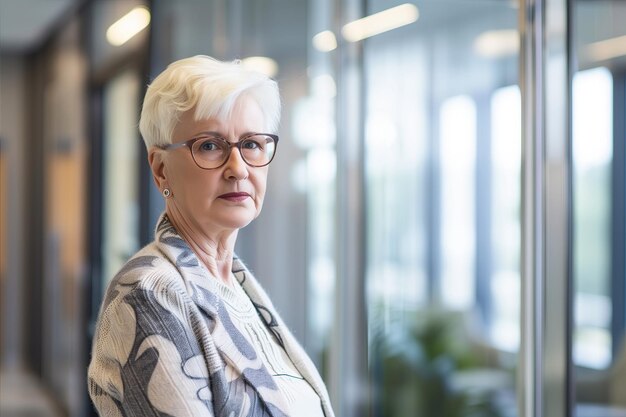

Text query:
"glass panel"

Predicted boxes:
[[364, 1, 520, 416], [573, 1, 626, 415], [102, 70, 141, 286], [149, 0, 334, 374]]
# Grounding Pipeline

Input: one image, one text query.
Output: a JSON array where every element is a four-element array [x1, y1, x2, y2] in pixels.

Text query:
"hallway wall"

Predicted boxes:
[[0, 54, 27, 371]]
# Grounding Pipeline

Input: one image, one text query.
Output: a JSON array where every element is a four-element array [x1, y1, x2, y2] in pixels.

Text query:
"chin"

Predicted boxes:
[[214, 213, 256, 230]]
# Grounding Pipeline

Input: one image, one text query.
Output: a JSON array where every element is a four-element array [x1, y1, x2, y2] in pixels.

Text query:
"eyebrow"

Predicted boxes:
[[193, 131, 222, 138], [193, 131, 261, 140]]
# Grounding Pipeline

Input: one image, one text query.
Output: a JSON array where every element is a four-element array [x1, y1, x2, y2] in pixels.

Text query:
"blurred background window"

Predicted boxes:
[[101, 70, 141, 287], [573, 67, 613, 370], [439, 95, 477, 310], [490, 85, 522, 354]]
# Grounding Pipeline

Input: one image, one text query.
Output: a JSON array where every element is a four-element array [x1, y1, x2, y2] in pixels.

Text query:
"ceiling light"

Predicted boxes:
[[341, 3, 419, 43], [586, 35, 626, 62], [242, 56, 279, 78], [106, 6, 151, 46], [313, 30, 337, 52], [474, 29, 519, 58]]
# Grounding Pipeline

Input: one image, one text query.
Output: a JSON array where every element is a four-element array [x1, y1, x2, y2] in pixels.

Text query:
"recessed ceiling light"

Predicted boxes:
[[106, 6, 151, 46], [342, 3, 419, 43], [313, 30, 337, 52], [474, 29, 519, 58]]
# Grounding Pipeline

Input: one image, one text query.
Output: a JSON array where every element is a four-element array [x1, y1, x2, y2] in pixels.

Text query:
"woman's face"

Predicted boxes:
[[161, 96, 270, 234]]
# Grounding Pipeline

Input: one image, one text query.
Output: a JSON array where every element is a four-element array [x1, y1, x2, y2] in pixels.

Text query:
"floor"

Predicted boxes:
[[0, 369, 64, 417]]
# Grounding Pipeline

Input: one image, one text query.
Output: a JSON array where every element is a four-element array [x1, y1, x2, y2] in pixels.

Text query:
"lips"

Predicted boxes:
[[218, 192, 250, 202]]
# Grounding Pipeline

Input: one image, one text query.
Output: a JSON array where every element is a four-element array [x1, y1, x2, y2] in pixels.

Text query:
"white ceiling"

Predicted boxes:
[[0, 0, 77, 52]]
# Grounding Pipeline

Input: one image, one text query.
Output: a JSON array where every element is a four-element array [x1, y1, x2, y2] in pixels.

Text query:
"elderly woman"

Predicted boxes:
[[88, 56, 334, 417]]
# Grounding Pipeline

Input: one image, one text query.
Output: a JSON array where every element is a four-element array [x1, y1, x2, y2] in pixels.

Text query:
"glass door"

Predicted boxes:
[[362, 1, 520, 416]]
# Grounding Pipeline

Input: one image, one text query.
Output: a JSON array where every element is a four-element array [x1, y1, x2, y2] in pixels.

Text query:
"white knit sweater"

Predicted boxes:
[[219, 276, 324, 417], [88, 213, 334, 417]]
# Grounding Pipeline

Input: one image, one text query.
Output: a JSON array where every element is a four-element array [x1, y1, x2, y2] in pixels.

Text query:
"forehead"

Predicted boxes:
[[173, 97, 266, 142]]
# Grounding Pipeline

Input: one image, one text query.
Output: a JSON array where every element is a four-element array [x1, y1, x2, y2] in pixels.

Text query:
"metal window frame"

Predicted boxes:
[[520, 0, 574, 416]]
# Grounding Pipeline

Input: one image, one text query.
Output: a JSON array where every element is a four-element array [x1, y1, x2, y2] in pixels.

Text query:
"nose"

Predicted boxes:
[[222, 147, 249, 181]]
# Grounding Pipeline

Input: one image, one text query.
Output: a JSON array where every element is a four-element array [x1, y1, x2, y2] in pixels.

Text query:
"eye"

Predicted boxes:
[[196, 138, 223, 152], [242, 138, 264, 151]]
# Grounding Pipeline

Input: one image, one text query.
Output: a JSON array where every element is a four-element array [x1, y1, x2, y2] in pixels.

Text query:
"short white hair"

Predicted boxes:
[[139, 55, 281, 148]]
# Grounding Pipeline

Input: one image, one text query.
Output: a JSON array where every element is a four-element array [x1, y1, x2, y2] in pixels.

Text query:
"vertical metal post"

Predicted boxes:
[[520, 0, 544, 414], [543, 1, 573, 415], [520, 0, 572, 416]]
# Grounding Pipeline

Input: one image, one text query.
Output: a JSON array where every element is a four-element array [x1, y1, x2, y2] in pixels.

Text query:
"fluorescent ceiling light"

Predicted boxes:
[[586, 35, 626, 62], [342, 3, 419, 43], [242, 56, 279, 78], [313, 30, 337, 52], [106, 6, 151, 46], [474, 29, 519, 58]]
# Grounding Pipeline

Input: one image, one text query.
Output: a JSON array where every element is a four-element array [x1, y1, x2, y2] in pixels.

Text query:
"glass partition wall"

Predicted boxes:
[[362, 2, 520, 416]]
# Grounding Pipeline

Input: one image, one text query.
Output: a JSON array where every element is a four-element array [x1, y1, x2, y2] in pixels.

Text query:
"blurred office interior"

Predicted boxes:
[[0, 0, 624, 416]]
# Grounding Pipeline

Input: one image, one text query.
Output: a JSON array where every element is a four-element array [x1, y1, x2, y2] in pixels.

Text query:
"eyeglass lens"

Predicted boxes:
[[191, 135, 276, 169]]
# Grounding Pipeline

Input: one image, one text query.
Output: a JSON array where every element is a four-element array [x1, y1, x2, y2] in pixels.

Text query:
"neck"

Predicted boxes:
[[165, 205, 238, 286]]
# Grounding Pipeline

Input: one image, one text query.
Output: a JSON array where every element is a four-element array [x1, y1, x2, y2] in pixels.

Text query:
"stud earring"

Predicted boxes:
[[163, 188, 171, 198]]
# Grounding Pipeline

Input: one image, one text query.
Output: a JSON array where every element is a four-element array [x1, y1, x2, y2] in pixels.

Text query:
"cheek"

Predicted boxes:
[[254, 171, 269, 206], [165, 156, 189, 184], [168, 159, 215, 201]]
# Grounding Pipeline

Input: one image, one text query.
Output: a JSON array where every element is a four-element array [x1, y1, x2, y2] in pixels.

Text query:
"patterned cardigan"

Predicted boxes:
[[88, 214, 335, 417]]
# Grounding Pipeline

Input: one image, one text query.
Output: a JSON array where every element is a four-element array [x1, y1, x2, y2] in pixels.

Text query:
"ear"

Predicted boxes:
[[148, 147, 167, 189]]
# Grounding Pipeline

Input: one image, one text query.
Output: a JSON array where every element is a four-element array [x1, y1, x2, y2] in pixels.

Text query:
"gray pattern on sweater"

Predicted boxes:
[[88, 214, 334, 417]]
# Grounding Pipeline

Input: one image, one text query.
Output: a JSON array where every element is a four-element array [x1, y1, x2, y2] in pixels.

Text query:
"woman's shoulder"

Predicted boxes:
[[114, 243, 178, 282], [100, 242, 189, 311]]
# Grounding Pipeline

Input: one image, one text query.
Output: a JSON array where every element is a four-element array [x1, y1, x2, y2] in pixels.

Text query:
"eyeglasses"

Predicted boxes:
[[159, 133, 279, 170]]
